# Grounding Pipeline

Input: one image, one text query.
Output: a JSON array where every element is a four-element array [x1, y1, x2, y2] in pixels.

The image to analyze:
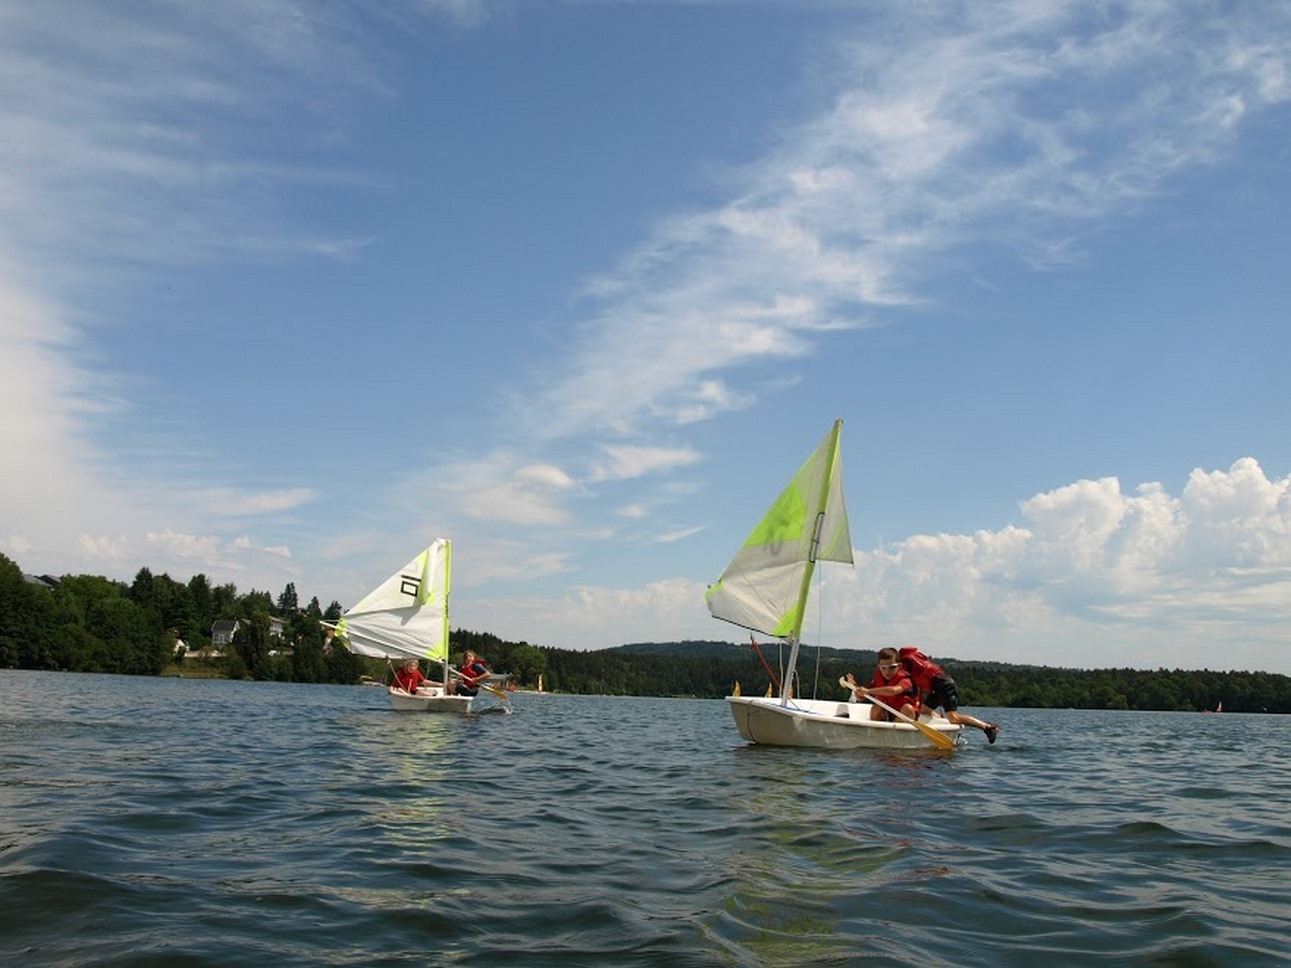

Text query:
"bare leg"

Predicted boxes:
[[947, 709, 1000, 743], [947, 709, 990, 731]]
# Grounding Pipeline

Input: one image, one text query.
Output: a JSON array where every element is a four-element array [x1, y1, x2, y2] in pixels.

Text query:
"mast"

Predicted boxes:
[[778, 418, 844, 706], [441, 540, 452, 688]]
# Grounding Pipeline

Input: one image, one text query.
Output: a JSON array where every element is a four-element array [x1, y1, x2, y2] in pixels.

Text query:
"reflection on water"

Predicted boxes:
[[2, 672, 1290, 966]]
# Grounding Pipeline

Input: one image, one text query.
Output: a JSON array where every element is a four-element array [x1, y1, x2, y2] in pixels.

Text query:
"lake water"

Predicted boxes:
[[1, 670, 1289, 966]]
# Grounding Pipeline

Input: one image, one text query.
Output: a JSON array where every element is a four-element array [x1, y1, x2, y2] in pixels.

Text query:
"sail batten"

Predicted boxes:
[[332, 540, 451, 662], [705, 420, 853, 640]]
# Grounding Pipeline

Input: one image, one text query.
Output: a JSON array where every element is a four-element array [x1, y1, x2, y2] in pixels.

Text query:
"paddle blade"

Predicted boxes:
[[912, 718, 957, 750]]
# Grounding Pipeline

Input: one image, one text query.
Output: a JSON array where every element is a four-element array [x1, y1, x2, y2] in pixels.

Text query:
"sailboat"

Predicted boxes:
[[327, 540, 506, 714], [706, 420, 961, 750]]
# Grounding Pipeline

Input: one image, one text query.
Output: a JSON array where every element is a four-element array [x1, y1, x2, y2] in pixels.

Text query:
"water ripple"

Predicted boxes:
[[3, 675, 1290, 966]]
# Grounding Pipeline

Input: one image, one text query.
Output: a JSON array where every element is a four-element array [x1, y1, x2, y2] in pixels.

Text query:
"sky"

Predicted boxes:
[[2, 0, 1290, 675]]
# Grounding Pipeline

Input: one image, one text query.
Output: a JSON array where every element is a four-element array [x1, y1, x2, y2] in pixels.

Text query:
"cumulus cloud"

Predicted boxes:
[[490, 459, 1291, 672], [822, 459, 1291, 671]]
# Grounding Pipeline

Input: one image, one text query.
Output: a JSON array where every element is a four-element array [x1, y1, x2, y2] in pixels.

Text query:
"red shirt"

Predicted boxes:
[[898, 647, 945, 693]]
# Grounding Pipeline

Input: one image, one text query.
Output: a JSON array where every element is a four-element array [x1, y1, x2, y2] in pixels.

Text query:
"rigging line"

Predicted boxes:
[[807, 569, 823, 700], [748, 636, 781, 692]]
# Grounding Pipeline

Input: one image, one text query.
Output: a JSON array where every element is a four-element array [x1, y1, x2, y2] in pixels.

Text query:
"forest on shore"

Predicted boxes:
[[3, 553, 1289, 712]]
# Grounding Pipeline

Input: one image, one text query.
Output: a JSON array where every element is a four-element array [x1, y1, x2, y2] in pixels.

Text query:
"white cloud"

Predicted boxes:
[[450, 459, 578, 527], [78, 534, 132, 561], [146, 530, 224, 559], [516, 4, 1291, 444], [459, 577, 710, 650], [588, 444, 702, 483], [474, 459, 1287, 669], [202, 488, 317, 516], [813, 459, 1291, 671], [651, 526, 704, 544]]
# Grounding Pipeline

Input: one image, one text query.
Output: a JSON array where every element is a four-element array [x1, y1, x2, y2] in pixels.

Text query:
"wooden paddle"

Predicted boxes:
[[839, 677, 957, 750], [450, 668, 509, 700]]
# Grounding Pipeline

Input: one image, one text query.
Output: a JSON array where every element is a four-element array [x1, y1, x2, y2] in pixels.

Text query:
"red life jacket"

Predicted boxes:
[[867, 668, 920, 715], [898, 647, 945, 692], [394, 668, 424, 692]]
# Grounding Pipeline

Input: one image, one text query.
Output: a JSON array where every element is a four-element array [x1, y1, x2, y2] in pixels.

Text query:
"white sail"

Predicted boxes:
[[333, 540, 451, 662], [706, 420, 852, 640]]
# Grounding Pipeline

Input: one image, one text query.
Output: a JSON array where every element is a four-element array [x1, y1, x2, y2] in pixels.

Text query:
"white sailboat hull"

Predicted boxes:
[[388, 685, 474, 714], [727, 696, 961, 750]]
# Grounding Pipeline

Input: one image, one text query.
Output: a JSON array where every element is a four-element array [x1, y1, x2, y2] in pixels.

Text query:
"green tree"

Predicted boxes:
[[277, 582, 299, 615], [233, 612, 273, 679], [508, 644, 549, 687], [0, 555, 57, 668]]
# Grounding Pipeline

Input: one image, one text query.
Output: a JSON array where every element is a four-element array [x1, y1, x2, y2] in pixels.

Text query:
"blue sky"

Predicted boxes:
[[3, 1, 1290, 674]]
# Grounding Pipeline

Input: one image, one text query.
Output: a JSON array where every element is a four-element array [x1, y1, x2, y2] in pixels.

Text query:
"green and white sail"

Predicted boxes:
[[706, 420, 853, 641], [333, 539, 451, 662]]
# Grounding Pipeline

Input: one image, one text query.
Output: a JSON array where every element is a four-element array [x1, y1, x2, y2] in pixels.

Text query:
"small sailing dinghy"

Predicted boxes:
[[327, 539, 508, 714], [706, 420, 960, 750]]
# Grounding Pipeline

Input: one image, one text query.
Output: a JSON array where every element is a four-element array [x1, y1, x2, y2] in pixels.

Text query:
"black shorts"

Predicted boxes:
[[457, 685, 479, 697], [929, 675, 959, 712]]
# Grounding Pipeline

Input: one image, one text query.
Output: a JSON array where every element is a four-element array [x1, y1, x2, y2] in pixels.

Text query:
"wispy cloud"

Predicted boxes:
[[588, 445, 702, 483], [202, 488, 318, 516], [651, 526, 705, 545], [518, 3, 1291, 444], [0, 2, 409, 580]]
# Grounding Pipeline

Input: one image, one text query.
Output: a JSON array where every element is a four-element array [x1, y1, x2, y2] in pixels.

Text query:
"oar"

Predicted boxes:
[[839, 677, 957, 750], [450, 668, 509, 700]]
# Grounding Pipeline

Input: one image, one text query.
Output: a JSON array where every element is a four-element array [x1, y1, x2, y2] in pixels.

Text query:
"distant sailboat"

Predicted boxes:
[[327, 540, 506, 714], [707, 420, 960, 750]]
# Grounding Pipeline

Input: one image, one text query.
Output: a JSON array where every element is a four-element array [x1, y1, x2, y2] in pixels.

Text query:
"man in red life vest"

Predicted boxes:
[[844, 647, 920, 721], [898, 646, 1000, 744]]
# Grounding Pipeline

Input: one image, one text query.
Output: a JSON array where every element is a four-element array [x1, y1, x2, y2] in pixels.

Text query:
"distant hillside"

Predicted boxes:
[[614, 639, 882, 664], [612, 641, 1069, 674]]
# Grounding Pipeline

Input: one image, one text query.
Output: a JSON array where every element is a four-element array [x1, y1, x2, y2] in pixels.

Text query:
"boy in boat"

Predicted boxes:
[[448, 649, 490, 696], [898, 646, 1000, 744], [844, 647, 920, 721]]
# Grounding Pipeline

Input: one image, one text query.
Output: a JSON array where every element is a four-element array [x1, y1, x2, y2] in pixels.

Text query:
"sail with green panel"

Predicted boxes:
[[333, 539, 451, 662], [705, 420, 853, 641]]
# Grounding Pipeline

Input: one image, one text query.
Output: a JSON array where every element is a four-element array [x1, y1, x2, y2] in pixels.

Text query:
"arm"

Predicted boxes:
[[863, 683, 911, 698]]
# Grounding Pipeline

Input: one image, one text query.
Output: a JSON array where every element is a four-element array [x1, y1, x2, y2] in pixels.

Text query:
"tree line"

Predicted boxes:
[[0, 553, 364, 682], [488, 639, 1291, 713], [3, 553, 1289, 711]]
